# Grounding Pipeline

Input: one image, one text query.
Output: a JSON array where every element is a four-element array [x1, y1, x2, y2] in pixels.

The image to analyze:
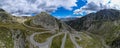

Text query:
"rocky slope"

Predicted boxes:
[[65, 9, 120, 48], [0, 9, 109, 48]]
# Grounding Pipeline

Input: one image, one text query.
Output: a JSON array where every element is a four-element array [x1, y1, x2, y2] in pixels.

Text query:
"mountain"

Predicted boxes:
[[65, 9, 120, 48], [0, 9, 108, 48], [0, 9, 13, 23], [0, 8, 5, 12], [60, 17, 80, 21], [28, 12, 59, 31]]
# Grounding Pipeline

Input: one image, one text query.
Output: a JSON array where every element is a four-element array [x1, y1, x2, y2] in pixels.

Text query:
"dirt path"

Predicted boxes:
[[69, 33, 82, 48], [61, 32, 67, 48]]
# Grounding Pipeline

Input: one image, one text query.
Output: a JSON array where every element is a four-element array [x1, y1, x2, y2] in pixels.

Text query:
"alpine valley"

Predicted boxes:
[[0, 8, 119, 48]]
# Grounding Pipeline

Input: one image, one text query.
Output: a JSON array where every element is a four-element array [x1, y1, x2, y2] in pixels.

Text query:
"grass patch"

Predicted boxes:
[[0, 22, 48, 48], [89, 21, 120, 46], [0, 22, 26, 30], [0, 21, 46, 32], [34, 33, 54, 43], [64, 34, 74, 48], [51, 33, 64, 48], [0, 27, 13, 48], [75, 32, 104, 48]]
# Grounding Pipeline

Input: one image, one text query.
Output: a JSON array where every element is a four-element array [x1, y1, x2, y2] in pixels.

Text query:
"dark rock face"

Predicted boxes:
[[111, 38, 120, 48], [65, 9, 120, 48]]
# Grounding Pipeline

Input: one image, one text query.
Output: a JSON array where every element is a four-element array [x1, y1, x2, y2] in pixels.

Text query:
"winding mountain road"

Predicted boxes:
[[29, 32, 64, 48], [23, 20, 82, 48], [61, 32, 67, 48], [70, 34, 82, 48], [29, 31, 83, 48]]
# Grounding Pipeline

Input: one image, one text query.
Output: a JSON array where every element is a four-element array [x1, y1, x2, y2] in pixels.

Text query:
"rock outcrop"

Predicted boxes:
[[30, 12, 59, 31]]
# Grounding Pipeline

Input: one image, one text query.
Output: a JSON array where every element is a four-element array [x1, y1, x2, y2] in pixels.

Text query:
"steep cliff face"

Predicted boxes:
[[65, 9, 120, 48], [0, 9, 108, 48]]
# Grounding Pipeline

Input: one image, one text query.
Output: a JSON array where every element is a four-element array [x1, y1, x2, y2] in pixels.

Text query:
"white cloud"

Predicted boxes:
[[74, 0, 120, 15], [0, 0, 77, 16]]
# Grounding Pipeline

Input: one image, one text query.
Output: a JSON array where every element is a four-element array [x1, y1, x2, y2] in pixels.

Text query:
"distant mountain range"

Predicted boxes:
[[65, 9, 120, 48], [60, 17, 80, 21]]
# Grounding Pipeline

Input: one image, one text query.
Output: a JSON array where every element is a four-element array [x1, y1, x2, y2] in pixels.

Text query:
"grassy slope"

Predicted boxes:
[[0, 22, 27, 48], [0, 27, 13, 48], [0, 21, 47, 48], [75, 32, 105, 48], [51, 33, 64, 48], [64, 34, 74, 48], [88, 21, 120, 48], [102, 22, 120, 44], [34, 33, 54, 43]]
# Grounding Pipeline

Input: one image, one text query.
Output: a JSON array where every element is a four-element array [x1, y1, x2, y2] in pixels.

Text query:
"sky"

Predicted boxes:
[[0, 0, 120, 18]]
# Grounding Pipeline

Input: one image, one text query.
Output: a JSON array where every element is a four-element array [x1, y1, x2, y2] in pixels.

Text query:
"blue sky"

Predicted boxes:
[[0, 0, 120, 18], [51, 0, 87, 18]]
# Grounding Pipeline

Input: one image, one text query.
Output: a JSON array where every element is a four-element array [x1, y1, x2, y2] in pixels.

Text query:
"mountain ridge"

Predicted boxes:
[[65, 9, 120, 48], [0, 8, 108, 48]]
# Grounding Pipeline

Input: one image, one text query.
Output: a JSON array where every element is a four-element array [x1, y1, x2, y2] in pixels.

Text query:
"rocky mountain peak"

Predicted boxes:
[[95, 9, 120, 21], [31, 12, 59, 31]]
